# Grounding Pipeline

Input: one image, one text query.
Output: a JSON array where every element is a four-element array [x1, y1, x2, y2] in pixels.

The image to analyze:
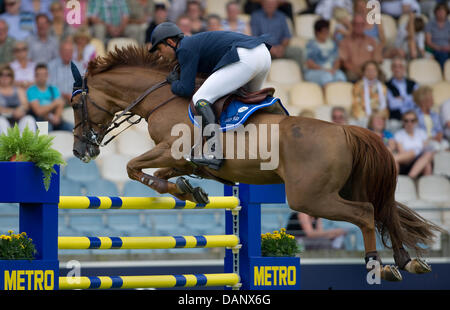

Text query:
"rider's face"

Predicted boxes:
[[156, 41, 176, 62]]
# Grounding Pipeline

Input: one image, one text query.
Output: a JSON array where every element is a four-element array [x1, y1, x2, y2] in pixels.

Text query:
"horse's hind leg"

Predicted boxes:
[[287, 190, 402, 282]]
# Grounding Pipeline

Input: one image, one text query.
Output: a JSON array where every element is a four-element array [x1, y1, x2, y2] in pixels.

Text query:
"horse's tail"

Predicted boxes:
[[341, 125, 442, 255]]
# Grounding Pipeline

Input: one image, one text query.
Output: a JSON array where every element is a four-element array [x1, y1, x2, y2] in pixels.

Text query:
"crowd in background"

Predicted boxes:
[[0, 0, 450, 250]]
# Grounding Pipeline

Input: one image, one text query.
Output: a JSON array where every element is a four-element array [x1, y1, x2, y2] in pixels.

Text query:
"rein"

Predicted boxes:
[[72, 77, 175, 147]]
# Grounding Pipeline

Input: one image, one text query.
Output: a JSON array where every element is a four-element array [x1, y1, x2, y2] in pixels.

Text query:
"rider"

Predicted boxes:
[[149, 22, 271, 170]]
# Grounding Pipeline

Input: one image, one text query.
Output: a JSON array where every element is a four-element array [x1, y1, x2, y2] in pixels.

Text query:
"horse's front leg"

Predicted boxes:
[[126, 143, 209, 204]]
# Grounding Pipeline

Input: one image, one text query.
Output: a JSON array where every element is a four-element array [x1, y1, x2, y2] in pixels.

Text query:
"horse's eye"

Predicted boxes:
[[72, 103, 81, 110]]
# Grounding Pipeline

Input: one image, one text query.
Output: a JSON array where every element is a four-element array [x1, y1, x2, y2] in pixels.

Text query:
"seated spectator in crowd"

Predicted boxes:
[[425, 3, 450, 69], [351, 60, 388, 124], [125, 0, 154, 44], [393, 110, 433, 178], [395, 12, 427, 59], [206, 14, 223, 32], [0, 64, 35, 133], [26, 14, 59, 64], [49, 1, 71, 41], [0, 19, 15, 65], [186, 0, 206, 34], [20, 0, 53, 18], [381, 0, 421, 19], [385, 57, 418, 120], [26, 63, 72, 131], [413, 86, 449, 151], [176, 14, 193, 37], [304, 19, 346, 87], [167, 0, 205, 23], [339, 14, 382, 82], [315, 0, 353, 21], [222, 1, 251, 35], [250, 0, 303, 68], [331, 106, 348, 125], [145, 3, 168, 44], [0, 0, 34, 40], [72, 26, 96, 71], [286, 212, 347, 250], [49, 40, 84, 105], [245, 0, 293, 22], [332, 6, 351, 42], [368, 109, 396, 153], [9, 40, 34, 89], [440, 99, 450, 142], [87, 0, 130, 42]]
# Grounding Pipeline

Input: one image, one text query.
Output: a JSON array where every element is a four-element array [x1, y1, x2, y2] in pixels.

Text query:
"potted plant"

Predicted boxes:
[[261, 228, 301, 257]]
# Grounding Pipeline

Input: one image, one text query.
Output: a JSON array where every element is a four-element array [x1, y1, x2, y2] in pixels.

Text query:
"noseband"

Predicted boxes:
[[71, 76, 170, 147]]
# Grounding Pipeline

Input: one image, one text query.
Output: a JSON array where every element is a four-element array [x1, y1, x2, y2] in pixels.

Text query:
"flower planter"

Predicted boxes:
[[0, 259, 59, 290]]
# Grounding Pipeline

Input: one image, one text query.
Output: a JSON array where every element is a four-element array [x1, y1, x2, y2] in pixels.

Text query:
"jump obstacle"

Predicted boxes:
[[0, 162, 300, 290]]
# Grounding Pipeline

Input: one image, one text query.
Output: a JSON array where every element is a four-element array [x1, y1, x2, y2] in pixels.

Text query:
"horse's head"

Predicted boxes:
[[70, 62, 116, 163]]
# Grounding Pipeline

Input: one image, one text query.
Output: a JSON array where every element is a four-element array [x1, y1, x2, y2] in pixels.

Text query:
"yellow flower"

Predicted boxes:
[[8, 230, 14, 234], [20, 232, 27, 237]]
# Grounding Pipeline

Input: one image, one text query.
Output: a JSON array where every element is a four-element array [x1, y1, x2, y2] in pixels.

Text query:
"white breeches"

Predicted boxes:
[[192, 43, 271, 105]]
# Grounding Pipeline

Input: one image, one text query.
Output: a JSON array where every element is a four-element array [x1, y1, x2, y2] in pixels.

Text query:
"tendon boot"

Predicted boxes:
[[190, 99, 224, 170]]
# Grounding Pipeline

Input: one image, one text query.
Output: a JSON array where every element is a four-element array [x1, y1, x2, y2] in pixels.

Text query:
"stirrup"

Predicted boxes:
[[190, 156, 224, 170]]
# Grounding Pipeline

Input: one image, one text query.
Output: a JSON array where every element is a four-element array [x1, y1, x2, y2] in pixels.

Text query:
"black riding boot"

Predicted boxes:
[[190, 100, 223, 170]]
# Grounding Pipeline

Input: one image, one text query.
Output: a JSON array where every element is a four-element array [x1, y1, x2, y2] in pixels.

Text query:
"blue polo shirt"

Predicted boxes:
[[171, 31, 270, 98], [27, 84, 61, 106], [250, 9, 292, 46]]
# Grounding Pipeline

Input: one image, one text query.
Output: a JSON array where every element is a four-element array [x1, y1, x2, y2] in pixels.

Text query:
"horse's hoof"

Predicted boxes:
[[381, 265, 403, 282], [176, 177, 194, 193], [406, 258, 432, 274], [175, 177, 209, 205], [193, 187, 210, 205]]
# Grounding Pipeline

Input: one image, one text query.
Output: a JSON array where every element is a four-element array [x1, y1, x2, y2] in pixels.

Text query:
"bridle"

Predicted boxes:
[[71, 75, 174, 147]]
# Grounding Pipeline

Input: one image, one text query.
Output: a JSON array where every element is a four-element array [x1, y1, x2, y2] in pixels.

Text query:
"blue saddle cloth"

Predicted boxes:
[[188, 96, 289, 131]]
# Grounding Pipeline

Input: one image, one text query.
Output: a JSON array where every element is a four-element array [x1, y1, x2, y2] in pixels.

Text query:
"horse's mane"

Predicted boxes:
[[87, 45, 174, 76]]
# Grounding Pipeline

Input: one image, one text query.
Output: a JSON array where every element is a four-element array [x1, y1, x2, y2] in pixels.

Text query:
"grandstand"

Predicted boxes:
[[0, 0, 449, 259]]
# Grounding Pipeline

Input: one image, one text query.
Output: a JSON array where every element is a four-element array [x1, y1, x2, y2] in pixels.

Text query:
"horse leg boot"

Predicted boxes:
[[393, 247, 431, 274], [190, 99, 224, 170]]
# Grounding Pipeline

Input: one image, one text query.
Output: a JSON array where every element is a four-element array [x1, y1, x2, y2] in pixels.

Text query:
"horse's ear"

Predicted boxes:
[[71, 61, 83, 88]]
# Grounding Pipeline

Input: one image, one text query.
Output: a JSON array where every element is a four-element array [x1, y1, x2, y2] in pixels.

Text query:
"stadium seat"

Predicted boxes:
[[67, 213, 108, 235], [122, 180, 159, 197], [433, 151, 450, 177], [324, 81, 353, 110], [61, 107, 74, 126], [294, 14, 319, 40], [84, 179, 120, 197], [417, 175, 450, 205], [395, 175, 417, 204], [380, 58, 392, 80], [100, 153, 132, 183], [180, 210, 218, 235], [117, 129, 155, 157], [65, 156, 101, 183], [148, 211, 182, 235], [60, 176, 83, 196], [49, 131, 74, 160], [289, 82, 324, 111], [90, 38, 106, 57], [444, 59, 450, 81], [314, 104, 332, 122], [268, 59, 302, 87], [106, 37, 139, 53], [106, 211, 148, 236], [263, 81, 290, 106], [0, 214, 19, 234], [205, 0, 226, 18], [381, 14, 398, 47], [409, 58, 443, 86], [291, 0, 308, 14], [431, 81, 450, 109]]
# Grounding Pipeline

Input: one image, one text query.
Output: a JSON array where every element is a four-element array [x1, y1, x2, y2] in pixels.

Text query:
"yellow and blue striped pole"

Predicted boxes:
[[59, 273, 240, 289], [58, 196, 239, 210], [58, 235, 239, 250]]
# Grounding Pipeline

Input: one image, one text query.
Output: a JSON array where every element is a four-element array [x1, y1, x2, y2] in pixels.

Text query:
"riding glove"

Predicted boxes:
[[166, 65, 180, 84]]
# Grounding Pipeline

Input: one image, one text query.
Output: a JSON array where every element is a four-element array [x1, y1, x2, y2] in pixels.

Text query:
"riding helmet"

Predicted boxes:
[[149, 22, 184, 53]]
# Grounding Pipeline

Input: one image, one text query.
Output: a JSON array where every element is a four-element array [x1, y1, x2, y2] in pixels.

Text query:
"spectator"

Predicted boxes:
[[381, 0, 421, 19], [0, 64, 35, 133], [125, 0, 154, 44], [145, 3, 168, 44], [304, 19, 346, 87], [339, 14, 382, 82], [395, 12, 426, 59], [87, 0, 130, 42], [0, 0, 34, 40], [250, 0, 303, 68], [186, 0, 206, 34], [49, 0, 70, 41], [206, 14, 223, 32], [9, 40, 35, 89], [72, 26, 96, 71], [286, 212, 347, 250], [385, 57, 418, 120], [0, 19, 15, 65], [368, 109, 396, 153], [315, 0, 353, 21], [244, 0, 294, 22], [48, 40, 84, 105], [26, 63, 72, 131], [351, 60, 388, 124], [425, 3, 450, 69], [331, 106, 348, 125], [26, 14, 59, 64], [176, 15, 193, 37], [393, 110, 433, 178], [332, 6, 351, 42], [413, 86, 449, 152], [20, 0, 53, 18], [167, 0, 205, 23], [440, 99, 450, 142], [222, 1, 251, 35]]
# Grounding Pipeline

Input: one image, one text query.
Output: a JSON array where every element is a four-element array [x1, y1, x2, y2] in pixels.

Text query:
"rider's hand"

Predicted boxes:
[[166, 67, 180, 84]]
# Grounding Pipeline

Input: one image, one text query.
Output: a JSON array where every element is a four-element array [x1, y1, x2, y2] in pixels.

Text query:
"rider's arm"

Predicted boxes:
[[170, 49, 199, 98]]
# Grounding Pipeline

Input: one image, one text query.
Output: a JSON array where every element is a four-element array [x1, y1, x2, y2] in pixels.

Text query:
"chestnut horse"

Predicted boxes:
[[70, 46, 442, 282]]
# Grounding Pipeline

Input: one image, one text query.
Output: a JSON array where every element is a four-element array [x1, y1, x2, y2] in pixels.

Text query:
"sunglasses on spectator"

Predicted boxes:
[[403, 118, 417, 123]]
